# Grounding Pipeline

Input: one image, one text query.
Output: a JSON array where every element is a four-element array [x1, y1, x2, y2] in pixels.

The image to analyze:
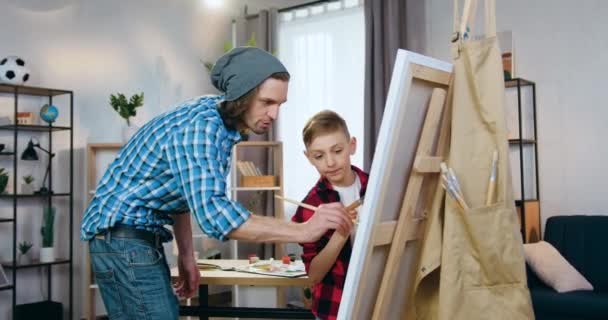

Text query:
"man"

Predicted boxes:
[[80, 47, 353, 320]]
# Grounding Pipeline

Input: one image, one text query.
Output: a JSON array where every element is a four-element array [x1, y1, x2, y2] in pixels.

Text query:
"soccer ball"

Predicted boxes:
[[0, 56, 30, 85]]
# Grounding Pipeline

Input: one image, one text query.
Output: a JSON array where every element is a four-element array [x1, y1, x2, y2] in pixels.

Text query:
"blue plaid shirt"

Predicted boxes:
[[80, 95, 250, 242]]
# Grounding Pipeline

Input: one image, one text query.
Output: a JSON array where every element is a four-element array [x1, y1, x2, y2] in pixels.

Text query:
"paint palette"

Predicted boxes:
[[234, 259, 307, 278]]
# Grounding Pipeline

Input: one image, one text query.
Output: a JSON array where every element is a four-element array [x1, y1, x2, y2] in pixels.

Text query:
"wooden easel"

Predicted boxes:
[[372, 81, 452, 319], [342, 59, 453, 319]]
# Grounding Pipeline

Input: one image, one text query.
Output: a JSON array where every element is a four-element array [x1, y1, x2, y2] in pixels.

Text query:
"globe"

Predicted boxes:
[[40, 104, 58, 123]]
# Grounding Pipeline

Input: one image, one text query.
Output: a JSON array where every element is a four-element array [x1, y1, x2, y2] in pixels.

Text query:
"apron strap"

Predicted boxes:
[[484, 0, 496, 38], [453, 0, 460, 34], [453, 0, 496, 40]]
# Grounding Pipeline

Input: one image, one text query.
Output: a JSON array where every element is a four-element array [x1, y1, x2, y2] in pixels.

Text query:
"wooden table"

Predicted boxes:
[[171, 259, 314, 319]]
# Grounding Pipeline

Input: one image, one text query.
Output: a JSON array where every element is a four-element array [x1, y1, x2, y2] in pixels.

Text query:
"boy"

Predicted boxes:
[[292, 110, 369, 320]]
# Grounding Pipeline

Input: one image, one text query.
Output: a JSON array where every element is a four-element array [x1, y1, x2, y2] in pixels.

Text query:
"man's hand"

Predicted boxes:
[[301, 202, 353, 242], [173, 254, 199, 298]]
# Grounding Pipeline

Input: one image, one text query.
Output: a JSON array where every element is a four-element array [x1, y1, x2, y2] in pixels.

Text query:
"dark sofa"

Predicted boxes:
[[526, 215, 608, 320]]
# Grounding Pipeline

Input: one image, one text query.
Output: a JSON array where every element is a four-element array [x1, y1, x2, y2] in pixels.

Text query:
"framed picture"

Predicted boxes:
[[0, 264, 9, 288]]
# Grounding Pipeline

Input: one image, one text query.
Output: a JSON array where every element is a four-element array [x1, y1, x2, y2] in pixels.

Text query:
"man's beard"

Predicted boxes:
[[250, 127, 269, 135]]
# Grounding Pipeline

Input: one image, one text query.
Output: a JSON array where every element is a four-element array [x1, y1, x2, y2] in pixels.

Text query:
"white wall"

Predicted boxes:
[[425, 0, 608, 229], [0, 0, 310, 318]]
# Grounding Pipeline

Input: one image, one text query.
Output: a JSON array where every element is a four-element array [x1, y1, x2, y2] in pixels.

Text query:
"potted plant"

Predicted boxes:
[[18, 241, 33, 264], [109, 92, 144, 142], [21, 174, 34, 194], [39, 207, 55, 262], [0, 168, 8, 194]]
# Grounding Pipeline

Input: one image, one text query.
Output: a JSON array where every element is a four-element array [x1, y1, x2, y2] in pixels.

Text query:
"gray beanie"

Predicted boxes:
[[210, 47, 289, 101]]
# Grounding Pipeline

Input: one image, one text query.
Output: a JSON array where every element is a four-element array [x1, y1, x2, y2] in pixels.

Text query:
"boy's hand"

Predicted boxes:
[[301, 203, 353, 242]]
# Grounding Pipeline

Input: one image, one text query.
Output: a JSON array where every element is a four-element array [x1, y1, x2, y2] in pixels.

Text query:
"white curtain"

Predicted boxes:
[[277, 2, 365, 223]]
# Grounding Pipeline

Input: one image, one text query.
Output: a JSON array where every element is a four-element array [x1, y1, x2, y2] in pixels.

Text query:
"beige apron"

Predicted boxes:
[[412, 0, 534, 319]]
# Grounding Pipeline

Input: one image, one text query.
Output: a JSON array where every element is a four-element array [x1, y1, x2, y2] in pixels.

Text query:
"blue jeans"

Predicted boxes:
[[89, 236, 178, 320]]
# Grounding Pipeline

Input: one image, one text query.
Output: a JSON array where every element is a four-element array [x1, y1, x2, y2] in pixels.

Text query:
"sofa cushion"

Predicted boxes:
[[524, 241, 593, 293], [544, 215, 608, 292], [531, 286, 608, 319]]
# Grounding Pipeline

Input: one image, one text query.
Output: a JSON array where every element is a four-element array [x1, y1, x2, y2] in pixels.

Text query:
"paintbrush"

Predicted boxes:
[[274, 194, 361, 223], [485, 150, 498, 205], [274, 195, 318, 211], [440, 162, 469, 211], [345, 195, 364, 211]]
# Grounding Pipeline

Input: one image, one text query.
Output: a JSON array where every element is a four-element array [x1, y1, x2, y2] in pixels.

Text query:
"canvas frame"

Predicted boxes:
[[338, 49, 452, 319]]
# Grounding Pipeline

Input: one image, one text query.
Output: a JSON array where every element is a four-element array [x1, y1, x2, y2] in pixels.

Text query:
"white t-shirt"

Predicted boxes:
[[332, 172, 361, 242]]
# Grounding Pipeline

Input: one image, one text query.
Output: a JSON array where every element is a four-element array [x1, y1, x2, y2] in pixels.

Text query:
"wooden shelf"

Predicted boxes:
[[509, 139, 536, 145], [2, 258, 70, 269], [505, 78, 535, 88], [0, 124, 71, 132], [0, 193, 71, 198], [516, 200, 541, 243], [229, 187, 281, 191], [0, 83, 72, 97], [515, 199, 539, 206], [85, 142, 124, 320], [236, 141, 282, 147], [87, 142, 124, 149], [231, 141, 286, 308], [0, 218, 14, 223]]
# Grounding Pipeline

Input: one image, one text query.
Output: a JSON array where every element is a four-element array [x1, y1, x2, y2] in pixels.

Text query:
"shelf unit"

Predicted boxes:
[[229, 140, 286, 307], [0, 83, 74, 319], [85, 142, 123, 320], [506, 78, 541, 243], [230, 140, 285, 259]]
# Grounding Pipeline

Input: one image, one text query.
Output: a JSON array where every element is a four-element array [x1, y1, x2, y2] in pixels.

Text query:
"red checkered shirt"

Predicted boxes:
[[292, 166, 369, 320]]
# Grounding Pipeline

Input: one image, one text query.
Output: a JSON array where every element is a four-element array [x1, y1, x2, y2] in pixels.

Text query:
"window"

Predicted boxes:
[[277, 1, 364, 220]]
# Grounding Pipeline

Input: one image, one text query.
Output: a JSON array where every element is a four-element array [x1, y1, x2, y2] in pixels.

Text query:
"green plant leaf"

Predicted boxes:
[[18, 241, 32, 254], [23, 175, 34, 184], [109, 92, 144, 124]]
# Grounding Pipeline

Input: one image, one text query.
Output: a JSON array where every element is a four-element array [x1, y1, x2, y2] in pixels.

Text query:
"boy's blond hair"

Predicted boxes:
[[302, 110, 350, 147]]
